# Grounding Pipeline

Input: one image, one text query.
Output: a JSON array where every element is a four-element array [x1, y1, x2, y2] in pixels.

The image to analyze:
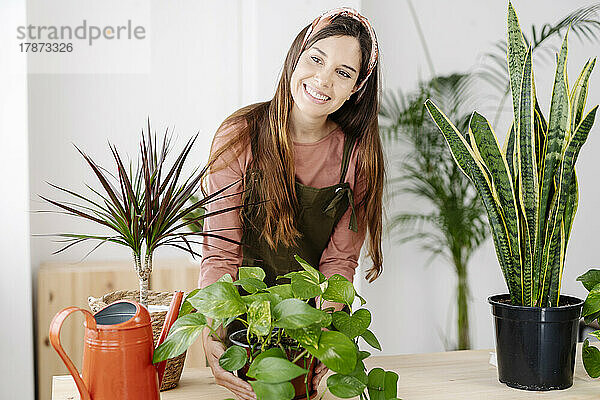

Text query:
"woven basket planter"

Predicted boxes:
[[88, 290, 186, 391]]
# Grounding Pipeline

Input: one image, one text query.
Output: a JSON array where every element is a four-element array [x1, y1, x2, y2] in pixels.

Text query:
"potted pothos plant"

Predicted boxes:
[[153, 255, 401, 400], [425, 1, 597, 391], [577, 269, 600, 379]]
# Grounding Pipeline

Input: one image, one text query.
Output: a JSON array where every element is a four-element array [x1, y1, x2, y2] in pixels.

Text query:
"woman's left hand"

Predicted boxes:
[[312, 361, 329, 389]]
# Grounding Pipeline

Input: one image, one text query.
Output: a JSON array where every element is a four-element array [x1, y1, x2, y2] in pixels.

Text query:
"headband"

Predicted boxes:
[[300, 7, 379, 95]]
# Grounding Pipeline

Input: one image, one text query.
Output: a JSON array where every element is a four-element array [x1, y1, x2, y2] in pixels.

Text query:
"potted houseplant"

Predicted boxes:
[[424, 2, 597, 390], [41, 120, 241, 389], [577, 269, 600, 378], [153, 255, 401, 400]]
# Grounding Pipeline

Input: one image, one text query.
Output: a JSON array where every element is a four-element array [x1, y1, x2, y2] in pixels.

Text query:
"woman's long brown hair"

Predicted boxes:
[[205, 16, 384, 282]]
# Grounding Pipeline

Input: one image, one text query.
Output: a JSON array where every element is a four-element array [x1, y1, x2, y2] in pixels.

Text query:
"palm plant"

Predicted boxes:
[[381, 76, 488, 350], [41, 120, 241, 306], [425, 2, 598, 307]]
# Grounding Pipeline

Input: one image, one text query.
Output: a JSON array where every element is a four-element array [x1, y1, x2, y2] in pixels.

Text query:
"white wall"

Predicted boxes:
[[0, 0, 35, 399], [361, 0, 600, 354]]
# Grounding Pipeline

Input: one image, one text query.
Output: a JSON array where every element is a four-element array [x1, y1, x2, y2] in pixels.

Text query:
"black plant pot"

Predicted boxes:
[[488, 294, 584, 391]]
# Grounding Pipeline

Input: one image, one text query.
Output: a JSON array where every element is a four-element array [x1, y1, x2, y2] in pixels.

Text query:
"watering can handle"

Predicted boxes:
[[49, 306, 96, 400]]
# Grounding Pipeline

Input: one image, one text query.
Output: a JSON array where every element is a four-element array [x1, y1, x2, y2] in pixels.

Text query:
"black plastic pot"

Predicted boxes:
[[488, 294, 584, 391]]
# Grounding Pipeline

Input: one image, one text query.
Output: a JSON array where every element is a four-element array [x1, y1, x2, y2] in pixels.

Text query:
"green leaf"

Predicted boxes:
[[239, 266, 266, 281], [358, 351, 371, 361], [367, 368, 399, 400], [361, 329, 381, 351], [591, 330, 600, 341], [272, 298, 330, 329], [178, 288, 200, 317], [285, 324, 322, 349], [246, 357, 307, 383], [294, 254, 326, 283], [291, 272, 323, 299], [241, 292, 282, 307], [153, 313, 206, 363], [584, 311, 600, 325], [188, 281, 247, 320], [507, 1, 528, 131], [332, 309, 371, 339], [233, 277, 267, 294], [219, 345, 248, 371], [252, 347, 286, 364], [249, 380, 295, 400], [327, 373, 367, 398], [582, 339, 600, 378], [266, 284, 294, 300], [304, 330, 357, 374], [322, 274, 355, 305], [582, 283, 600, 318], [248, 300, 271, 337], [570, 58, 596, 133], [218, 274, 234, 283], [577, 269, 600, 291]]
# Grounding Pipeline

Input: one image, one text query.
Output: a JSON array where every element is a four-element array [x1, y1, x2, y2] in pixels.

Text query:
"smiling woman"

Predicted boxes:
[[197, 7, 384, 400]]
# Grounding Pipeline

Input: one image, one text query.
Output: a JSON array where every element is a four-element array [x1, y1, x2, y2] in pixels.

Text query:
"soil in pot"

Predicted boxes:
[[229, 329, 318, 400], [489, 294, 584, 391]]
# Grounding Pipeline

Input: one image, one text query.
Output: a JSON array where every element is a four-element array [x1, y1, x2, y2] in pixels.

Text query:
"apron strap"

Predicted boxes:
[[324, 133, 359, 232], [323, 185, 358, 232]]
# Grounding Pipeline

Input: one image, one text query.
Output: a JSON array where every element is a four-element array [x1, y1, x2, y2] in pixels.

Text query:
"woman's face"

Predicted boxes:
[[290, 35, 362, 119]]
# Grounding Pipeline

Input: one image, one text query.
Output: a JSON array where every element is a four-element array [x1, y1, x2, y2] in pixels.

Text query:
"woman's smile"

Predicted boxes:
[[303, 83, 331, 103]]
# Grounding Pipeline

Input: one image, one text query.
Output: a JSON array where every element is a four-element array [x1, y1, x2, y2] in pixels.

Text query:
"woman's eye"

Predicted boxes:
[[338, 70, 351, 78], [310, 56, 322, 64]]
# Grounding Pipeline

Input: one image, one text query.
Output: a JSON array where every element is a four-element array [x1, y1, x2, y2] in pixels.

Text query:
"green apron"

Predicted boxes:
[[240, 132, 358, 287]]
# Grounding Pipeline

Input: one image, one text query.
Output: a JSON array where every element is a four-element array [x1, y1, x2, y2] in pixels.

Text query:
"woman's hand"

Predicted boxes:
[[312, 361, 329, 389], [202, 327, 256, 400]]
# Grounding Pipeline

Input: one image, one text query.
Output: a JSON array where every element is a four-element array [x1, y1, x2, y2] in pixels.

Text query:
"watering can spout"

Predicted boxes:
[[155, 291, 184, 387]]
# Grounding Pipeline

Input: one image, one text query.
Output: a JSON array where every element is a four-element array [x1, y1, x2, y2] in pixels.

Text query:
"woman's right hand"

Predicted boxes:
[[202, 327, 256, 400]]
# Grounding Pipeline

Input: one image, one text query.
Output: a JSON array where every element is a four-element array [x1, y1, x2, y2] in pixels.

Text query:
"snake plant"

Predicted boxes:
[[425, 2, 598, 307]]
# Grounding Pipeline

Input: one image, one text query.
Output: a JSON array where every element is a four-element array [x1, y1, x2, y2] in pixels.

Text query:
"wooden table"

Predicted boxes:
[[52, 347, 598, 399]]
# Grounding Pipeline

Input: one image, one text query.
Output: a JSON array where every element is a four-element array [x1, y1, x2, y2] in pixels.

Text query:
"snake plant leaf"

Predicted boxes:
[[535, 31, 570, 305], [570, 58, 596, 132], [425, 100, 521, 303], [540, 105, 598, 305], [517, 46, 538, 305], [507, 1, 528, 130], [563, 171, 579, 243], [469, 112, 521, 283], [577, 269, 600, 291], [546, 221, 566, 306], [501, 123, 517, 183], [534, 99, 548, 175]]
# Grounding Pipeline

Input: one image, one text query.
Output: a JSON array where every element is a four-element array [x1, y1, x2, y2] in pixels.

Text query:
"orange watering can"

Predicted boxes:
[[49, 292, 184, 400]]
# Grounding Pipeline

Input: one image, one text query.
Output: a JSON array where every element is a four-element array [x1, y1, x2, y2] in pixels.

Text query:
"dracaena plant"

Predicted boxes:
[[153, 256, 400, 400], [577, 269, 600, 378], [41, 120, 241, 306], [424, 2, 598, 307]]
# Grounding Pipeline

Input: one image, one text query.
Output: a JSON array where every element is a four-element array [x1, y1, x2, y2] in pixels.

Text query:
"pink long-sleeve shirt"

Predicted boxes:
[[199, 121, 367, 288]]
